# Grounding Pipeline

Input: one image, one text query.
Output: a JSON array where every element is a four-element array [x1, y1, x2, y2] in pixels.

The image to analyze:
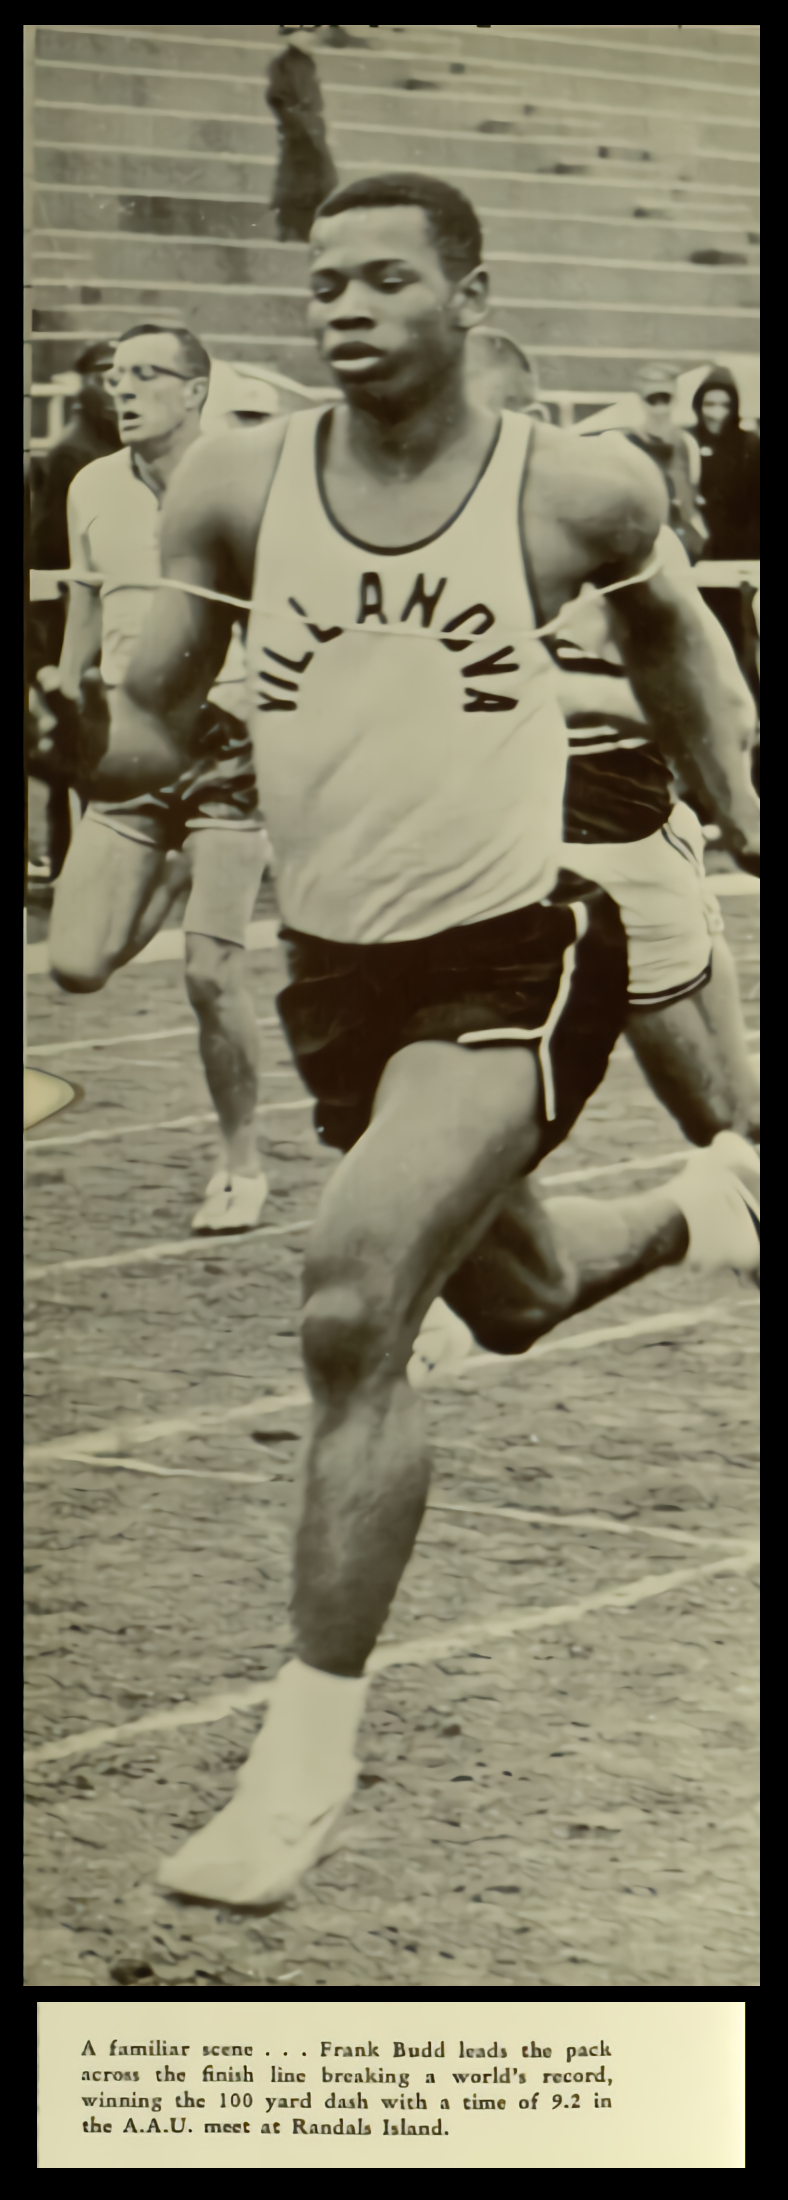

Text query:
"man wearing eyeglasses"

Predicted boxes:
[[47, 323, 271, 1237]]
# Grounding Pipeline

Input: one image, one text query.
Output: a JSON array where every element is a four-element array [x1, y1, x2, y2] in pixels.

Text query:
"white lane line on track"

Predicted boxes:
[[25, 1218, 313, 1279], [33, 1452, 275, 1486], [23, 1447, 746, 1556], [428, 1501, 746, 1548], [24, 1294, 755, 1464], [455, 1299, 758, 1382], [24, 1150, 690, 1277], [27, 1016, 283, 1058], [25, 1096, 313, 1149], [26, 1387, 311, 1464], [22, 1540, 760, 1768]]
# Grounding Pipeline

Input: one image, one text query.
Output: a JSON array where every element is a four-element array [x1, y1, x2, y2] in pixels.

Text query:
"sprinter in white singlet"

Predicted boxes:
[[82, 175, 759, 1908]]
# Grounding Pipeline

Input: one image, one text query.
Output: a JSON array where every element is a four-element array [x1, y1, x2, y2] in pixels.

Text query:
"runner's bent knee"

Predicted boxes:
[[50, 955, 111, 994], [301, 1274, 396, 1394]]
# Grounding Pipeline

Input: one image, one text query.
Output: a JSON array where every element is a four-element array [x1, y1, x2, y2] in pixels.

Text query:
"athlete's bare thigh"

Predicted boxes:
[[302, 1038, 544, 1378], [49, 812, 166, 988]]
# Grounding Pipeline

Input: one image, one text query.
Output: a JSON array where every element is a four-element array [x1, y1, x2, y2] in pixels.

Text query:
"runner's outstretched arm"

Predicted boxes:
[[563, 435, 759, 868]]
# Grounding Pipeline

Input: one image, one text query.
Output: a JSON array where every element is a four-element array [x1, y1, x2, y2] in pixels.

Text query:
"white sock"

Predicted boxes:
[[241, 1657, 369, 1812]]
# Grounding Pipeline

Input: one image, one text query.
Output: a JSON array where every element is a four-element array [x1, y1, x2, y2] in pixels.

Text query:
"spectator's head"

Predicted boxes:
[[308, 172, 487, 404], [107, 324, 211, 452], [692, 365, 741, 440], [632, 361, 681, 444], [74, 340, 118, 431], [465, 328, 540, 414]]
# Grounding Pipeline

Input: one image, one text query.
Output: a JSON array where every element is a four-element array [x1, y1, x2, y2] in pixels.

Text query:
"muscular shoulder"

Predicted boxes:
[[164, 417, 288, 539], [527, 420, 669, 568], [159, 416, 289, 590]]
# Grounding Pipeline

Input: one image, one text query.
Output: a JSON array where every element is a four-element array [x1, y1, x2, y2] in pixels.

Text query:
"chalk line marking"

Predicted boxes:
[[25, 1294, 755, 1465], [24, 1151, 696, 1278], [36, 1452, 275, 1486], [27, 1015, 282, 1058], [23, 1541, 760, 1768], [25, 1217, 313, 1280], [428, 1501, 748, 1549], [26, 1386, 311, 1465], [442, 1298, 758, 1384], [24, 1442, 748, 1557], [25, 1096, 313, 1149]]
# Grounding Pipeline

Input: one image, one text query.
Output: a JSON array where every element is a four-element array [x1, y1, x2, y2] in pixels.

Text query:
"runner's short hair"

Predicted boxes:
[[117, 322, 211, 387], [314, 172, 484, 281]]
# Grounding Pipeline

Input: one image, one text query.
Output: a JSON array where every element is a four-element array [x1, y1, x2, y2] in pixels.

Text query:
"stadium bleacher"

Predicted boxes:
[[28, 23, 759, 428]]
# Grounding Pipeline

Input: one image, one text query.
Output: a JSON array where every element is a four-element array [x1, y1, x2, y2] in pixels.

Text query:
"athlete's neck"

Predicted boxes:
[[130, 416, 200, 500], [338, 364, 478, 479]]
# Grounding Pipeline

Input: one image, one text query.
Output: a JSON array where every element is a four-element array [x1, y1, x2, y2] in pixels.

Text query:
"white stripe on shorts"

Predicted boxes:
[[457, 902, 587, 1125]]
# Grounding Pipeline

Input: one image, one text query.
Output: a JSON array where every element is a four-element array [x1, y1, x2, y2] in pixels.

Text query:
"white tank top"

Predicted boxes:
[[246, 406, 568, 944]]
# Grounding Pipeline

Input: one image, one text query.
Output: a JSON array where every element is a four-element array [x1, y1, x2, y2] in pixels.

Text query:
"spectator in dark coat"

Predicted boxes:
[[690, 366, 760, 680], [691, 365, 759, 559], [266, 40, 338, 243], [29, 341, 120, 581]]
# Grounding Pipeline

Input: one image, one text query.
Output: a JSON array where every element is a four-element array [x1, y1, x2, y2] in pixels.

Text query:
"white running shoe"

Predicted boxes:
[[157, 1661, 364, 1907], [407, 1297, 475, 1388], [670, 1131, 760, 1281], [157, 1782, 355, 1908], [191, 1171, 269, 1235]]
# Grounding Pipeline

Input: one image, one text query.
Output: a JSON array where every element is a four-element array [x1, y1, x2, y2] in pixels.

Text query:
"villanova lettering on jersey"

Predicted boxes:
[[254, 577, 520, 715], [245, 405, 569, 944]]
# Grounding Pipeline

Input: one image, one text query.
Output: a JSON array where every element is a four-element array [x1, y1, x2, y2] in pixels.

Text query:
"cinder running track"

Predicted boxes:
[[24, 874, 759, 1988]]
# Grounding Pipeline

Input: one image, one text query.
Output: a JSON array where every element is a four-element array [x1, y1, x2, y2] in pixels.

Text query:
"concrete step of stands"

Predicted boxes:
[[34, 96, 759, 180], [35, 25, 759, 121], [31, 249, 760, 313], [32, 205, 759, 266], [30, 24, 757, 407], [34, 145, 758, 222], [83, 23, 760, 82], [33, 58, 760, 158]]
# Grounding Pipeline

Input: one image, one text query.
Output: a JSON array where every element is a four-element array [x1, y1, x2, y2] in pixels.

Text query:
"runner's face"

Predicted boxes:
[[308, 204, 479, 403], [109, 334, 201, 447]]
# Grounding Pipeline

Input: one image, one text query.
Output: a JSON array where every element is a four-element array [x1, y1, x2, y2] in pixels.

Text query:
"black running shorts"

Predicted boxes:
[[276, 880, 628, 1160]]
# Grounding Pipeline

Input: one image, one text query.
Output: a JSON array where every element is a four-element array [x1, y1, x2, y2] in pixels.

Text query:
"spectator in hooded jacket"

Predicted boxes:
[[690, 365, 759, 560], [690, 366, 760, 680]]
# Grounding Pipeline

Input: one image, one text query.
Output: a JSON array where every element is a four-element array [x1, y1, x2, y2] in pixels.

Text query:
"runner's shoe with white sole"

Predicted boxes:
[[157, 1660, 367, 1907], [191, 1171, 269, 1235], [669, 1130, 760, 1282], [157, 1781, 356, 1908], [407, 1296, 475, 1388]]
